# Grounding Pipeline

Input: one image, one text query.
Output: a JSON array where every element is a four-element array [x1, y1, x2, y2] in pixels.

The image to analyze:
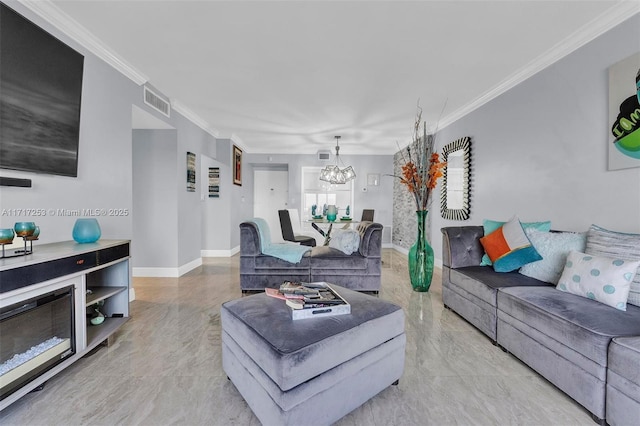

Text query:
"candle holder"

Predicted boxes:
[[1, 224, 39, 258]]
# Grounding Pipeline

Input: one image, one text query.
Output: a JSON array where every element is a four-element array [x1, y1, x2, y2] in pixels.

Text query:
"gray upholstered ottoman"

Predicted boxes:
[[607, 336, 640, 426], [221, 285, 405, 425]]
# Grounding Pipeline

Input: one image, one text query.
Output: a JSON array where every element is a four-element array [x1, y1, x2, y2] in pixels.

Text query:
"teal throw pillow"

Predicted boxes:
[[519, 230, 587, 284], [478, 216, 543, 273], [480, 219, 551, 266]]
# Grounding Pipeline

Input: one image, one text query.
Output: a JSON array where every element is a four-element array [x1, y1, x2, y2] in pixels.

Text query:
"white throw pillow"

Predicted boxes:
[[519, 230, 587, 284], [328, 229, 360, 255], [556, 250, 640, 311]]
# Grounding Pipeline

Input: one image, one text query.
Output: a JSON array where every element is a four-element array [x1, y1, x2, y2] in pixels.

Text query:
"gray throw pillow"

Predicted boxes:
[[585, 224, 640, 308]]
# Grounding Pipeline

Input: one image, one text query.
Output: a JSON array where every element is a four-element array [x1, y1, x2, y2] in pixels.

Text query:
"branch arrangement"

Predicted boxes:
[[393, 104, 446, 211]]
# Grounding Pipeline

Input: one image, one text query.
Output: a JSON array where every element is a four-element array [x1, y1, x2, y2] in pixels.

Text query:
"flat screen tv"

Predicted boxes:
[[0, 3, 84, 178]]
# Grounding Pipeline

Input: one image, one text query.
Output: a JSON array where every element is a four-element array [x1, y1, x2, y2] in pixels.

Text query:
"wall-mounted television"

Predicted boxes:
[[0, 3, 84, 178]]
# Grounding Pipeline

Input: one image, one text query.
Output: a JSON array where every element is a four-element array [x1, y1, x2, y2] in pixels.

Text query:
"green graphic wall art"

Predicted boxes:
[[609, 52, 640, 170]]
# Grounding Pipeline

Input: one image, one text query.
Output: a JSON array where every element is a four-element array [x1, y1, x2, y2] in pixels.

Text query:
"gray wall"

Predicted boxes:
[[216, 139, 254, 249], [174, 114, 217, 266], [200, 154, 232, 252], [132, 130, 178, 267], [427, 14, 640, 261], [0, 2, 140, 245]]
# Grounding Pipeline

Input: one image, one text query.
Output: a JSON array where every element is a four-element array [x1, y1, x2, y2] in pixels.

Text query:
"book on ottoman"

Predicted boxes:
[[287, 284, 351, 320]]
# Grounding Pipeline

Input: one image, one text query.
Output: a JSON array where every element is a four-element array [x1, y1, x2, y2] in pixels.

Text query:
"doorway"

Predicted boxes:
[[253, 167, 288, 243]]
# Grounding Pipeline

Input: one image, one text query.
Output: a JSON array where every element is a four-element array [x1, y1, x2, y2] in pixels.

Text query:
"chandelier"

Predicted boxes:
[[319, 136, 356, 184]]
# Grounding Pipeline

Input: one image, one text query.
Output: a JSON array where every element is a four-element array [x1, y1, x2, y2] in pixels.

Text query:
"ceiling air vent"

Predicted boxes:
[[144, 86, 170, 118], [317, 150, 331, 161]]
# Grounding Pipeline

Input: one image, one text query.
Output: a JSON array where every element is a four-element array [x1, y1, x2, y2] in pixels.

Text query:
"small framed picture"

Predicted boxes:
[[186, 151, 196, 192], [209, 167, 220, 198], [233, 145, 242, 186]]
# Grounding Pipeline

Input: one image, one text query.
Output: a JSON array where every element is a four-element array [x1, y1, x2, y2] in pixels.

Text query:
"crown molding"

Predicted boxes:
[[440, 2, 640, 130], [172, 100, 220, 138], [18, 0, 148, 85], [229, 134, 249, 152], [19, 0, 222, 142]]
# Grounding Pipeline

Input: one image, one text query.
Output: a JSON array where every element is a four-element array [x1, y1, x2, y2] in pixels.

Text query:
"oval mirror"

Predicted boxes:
[[440, 137, 471, 220]]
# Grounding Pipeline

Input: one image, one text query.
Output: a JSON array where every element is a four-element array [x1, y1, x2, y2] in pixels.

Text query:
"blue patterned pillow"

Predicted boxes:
[[556, 250, 640, 311], [480, 219, 551, 266], [519, 230, 587, 284], [479, 216, 542, 273]]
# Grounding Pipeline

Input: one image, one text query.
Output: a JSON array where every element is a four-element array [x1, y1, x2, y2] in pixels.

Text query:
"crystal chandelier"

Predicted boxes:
[[319, 136, 356, 184]]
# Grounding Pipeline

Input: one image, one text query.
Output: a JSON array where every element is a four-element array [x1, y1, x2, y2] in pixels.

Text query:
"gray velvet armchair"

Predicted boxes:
[[240, 221, 383, 292]]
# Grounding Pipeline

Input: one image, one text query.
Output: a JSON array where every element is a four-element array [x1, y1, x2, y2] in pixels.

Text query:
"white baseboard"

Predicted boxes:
[[179, 258, 202, 276], [129, 287, 136, 302], [133, 267, 180, 278], [132, 257, 203, 278], [201, 245, 239, 257]]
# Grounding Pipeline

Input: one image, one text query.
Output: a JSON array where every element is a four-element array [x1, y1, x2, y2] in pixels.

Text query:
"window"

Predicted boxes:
[[301, 167, 354, 218]]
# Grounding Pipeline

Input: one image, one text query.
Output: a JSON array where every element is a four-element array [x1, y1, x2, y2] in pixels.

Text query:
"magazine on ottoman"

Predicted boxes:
[[265, 281, 351, 320]]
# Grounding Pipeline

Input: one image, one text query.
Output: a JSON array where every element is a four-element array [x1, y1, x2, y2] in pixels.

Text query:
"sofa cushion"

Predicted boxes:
[[519, 230, 587, 284], [585, 224, 640, 308], [254, 253, 310, 270], [448, 266, 553, 307], [479, 216, 542, 272], [309, 246, 367, 270], [606, 336, 640, 426], [556, 250, 639, 311], [441, 226, 485, 268], [497, 286, 640, 367], [608, 336, 640, 391]]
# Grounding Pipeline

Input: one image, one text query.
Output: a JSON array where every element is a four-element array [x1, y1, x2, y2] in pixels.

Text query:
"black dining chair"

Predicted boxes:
[[278, 210, 316, 247], [361, 209, 375, 222]]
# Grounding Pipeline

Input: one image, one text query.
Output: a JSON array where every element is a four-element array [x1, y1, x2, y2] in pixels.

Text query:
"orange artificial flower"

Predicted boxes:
[[390, 106, 447, 211]]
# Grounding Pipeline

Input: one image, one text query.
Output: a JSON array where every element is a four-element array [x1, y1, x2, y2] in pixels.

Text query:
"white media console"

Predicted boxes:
[[0, 240, 131, 411]]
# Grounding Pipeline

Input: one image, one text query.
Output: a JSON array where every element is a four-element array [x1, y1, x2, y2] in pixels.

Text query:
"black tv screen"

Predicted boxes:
[[0, 3, 84, 177]]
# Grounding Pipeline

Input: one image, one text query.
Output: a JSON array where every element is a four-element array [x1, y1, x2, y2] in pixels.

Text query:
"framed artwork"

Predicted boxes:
[[233, 145, 242, 186], [186, 151, 196, 192], [608, 52, 640, 170], [209, 167, 220, 198]]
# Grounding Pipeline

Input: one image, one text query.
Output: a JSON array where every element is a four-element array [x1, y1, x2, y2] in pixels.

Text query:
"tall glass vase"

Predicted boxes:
[[408, 210, 434, 292]]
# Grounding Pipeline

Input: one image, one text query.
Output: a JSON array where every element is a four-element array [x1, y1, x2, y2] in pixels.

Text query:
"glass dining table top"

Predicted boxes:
[[305, 217, 359, 224]]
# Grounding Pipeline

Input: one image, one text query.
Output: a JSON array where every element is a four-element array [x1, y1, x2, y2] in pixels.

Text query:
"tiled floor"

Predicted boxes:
[[0, 249, 593, 425]]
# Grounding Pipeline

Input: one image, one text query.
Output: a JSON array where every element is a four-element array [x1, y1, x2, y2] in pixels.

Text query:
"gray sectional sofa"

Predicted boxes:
[[441, 226, 640, 425], [240, 221, 382, 292]]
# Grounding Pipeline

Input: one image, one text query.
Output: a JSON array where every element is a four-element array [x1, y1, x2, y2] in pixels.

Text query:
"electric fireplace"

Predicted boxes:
[[0, 239, 130, 411], [0, 285, 75, 400]]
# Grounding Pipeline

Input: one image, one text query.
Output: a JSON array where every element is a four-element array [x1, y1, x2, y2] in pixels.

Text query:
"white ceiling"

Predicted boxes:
[[43, 0, 633, 155]]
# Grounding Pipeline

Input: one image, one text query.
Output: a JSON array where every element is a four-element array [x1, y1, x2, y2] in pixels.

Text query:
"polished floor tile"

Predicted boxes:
[[0, 250, 593, 425]]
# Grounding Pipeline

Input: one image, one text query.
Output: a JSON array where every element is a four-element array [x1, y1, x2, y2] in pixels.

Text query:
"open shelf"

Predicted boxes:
[[85, 316, 129, 351], [86, 286, 127, 306]]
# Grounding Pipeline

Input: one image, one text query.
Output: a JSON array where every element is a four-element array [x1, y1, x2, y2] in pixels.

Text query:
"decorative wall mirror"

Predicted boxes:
[[440, 136, 471, 220]]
